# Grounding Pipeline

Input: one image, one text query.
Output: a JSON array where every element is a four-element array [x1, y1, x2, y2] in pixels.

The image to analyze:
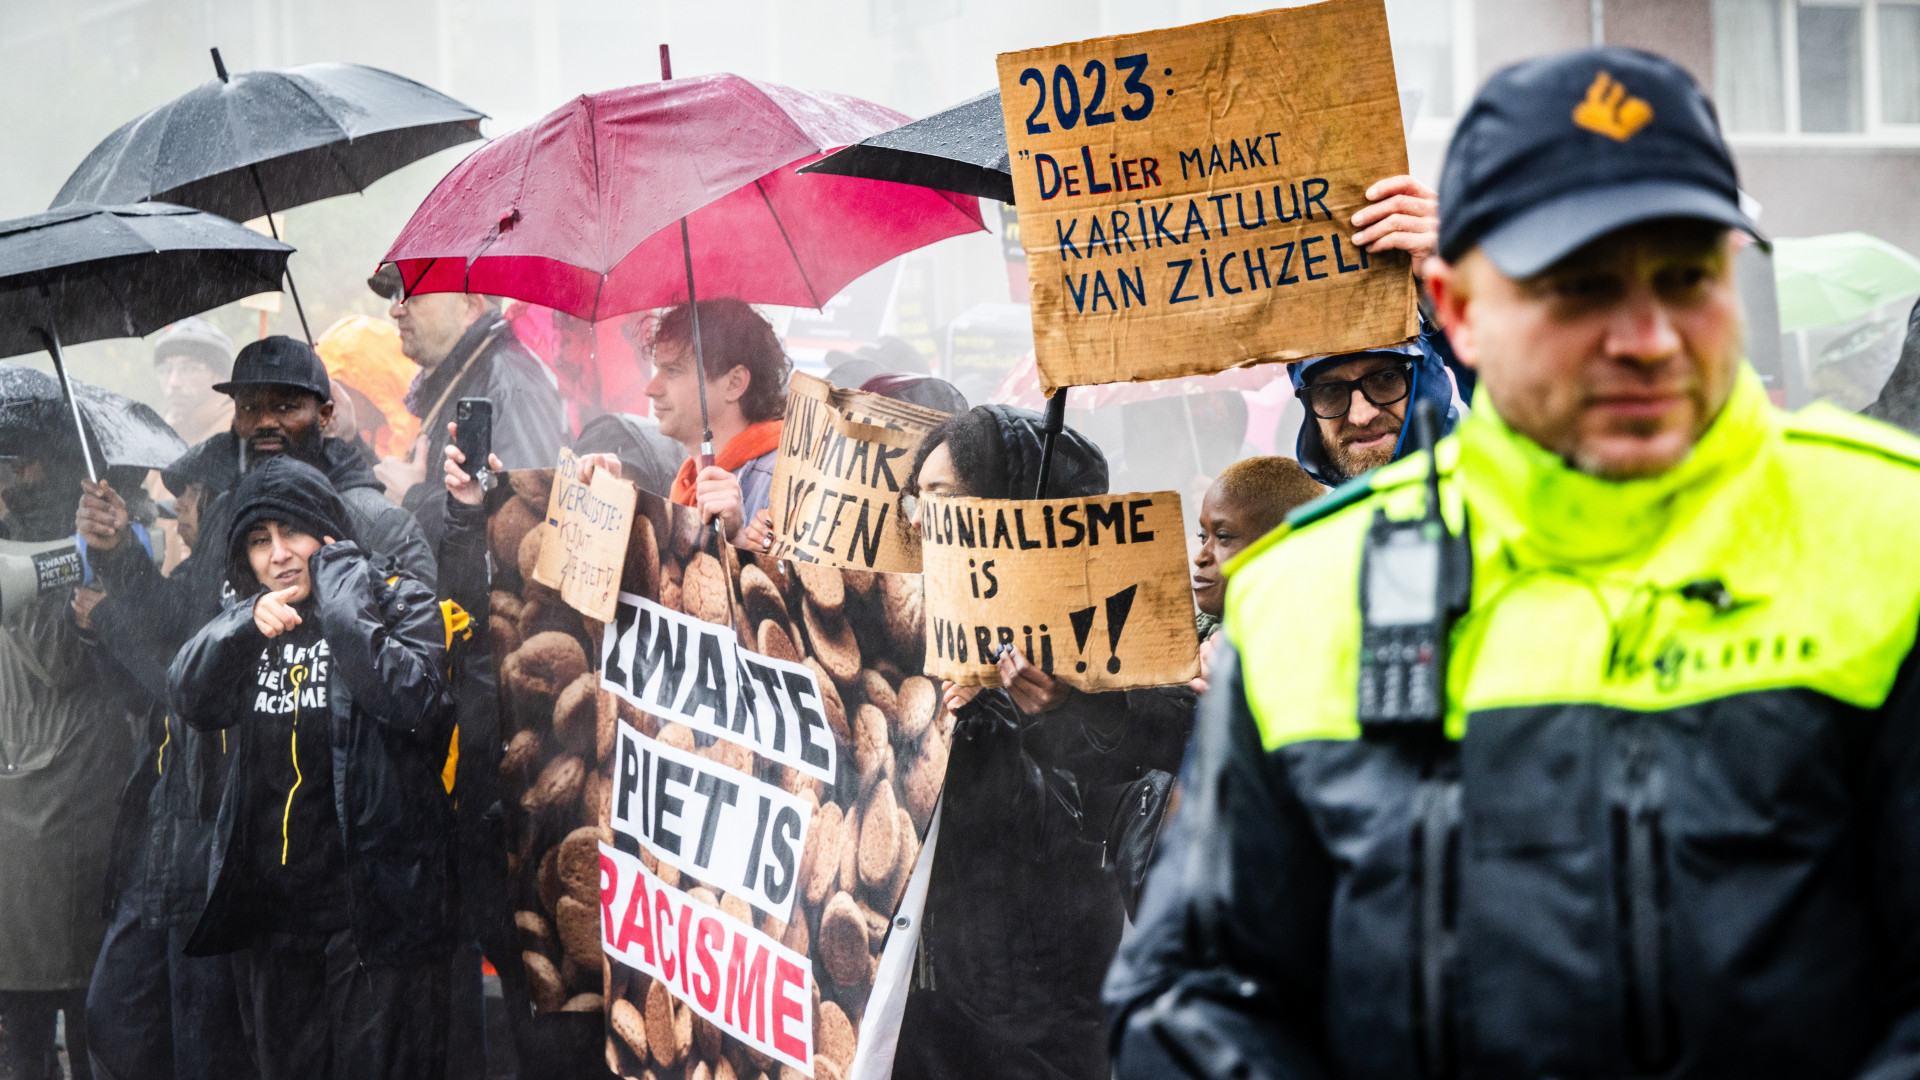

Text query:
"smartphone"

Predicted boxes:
[[454, 398, 494, 485]]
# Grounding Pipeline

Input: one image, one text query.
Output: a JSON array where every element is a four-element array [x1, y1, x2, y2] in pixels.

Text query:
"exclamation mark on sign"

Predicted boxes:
[[1066, 585, 1139, 674], [1103, 585, 1137, 674], [1069, 604, 1098, 674]]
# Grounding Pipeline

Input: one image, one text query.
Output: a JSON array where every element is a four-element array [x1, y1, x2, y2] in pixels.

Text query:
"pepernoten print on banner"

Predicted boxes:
[[594, 486, 952, 1080], [997, 0, 1419, 392]]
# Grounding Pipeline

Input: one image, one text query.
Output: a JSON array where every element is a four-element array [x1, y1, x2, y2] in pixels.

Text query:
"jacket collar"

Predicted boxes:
[[1453, 365, 1769, 568]]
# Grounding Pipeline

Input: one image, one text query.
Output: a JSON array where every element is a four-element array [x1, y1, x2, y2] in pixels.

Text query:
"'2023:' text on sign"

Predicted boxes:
[[996, 0, 1419, 392]]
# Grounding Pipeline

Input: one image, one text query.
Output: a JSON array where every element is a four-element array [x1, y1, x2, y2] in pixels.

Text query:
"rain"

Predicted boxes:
[[2, 3, 1920, 1080]]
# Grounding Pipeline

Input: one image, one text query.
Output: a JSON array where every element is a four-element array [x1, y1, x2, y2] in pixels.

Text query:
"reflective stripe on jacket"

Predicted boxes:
[[1108, 368, 1920, 1079]]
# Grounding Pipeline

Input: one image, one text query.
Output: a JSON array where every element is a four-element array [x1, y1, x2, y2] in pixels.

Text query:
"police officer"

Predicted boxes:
[[1106, 47, 1920, 1079]]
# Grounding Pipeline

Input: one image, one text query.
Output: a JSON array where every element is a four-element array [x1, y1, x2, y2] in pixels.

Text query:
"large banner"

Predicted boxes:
[[997, 0, 1418, 393], [592, 489, 947, 1079], [918, 490, 1199, 692], [768, 372, 946, 574]]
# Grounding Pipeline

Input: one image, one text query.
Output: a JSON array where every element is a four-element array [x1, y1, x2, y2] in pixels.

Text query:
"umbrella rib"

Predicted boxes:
[[585, 95, 608, 303], [755, 178, 822, 309]]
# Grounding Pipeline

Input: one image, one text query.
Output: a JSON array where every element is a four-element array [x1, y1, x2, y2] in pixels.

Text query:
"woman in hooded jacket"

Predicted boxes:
[[891, 405, 1195, 1080], [167, 455, 456, 1080]]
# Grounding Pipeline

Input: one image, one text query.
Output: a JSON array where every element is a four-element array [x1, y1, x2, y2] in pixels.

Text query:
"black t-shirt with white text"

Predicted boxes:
[[244, 612, 350, 931]]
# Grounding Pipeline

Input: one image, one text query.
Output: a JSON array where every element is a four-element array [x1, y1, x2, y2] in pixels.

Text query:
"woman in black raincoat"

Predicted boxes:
[[167, 455, 456, 1080], [892, 405, 1195, 1080]]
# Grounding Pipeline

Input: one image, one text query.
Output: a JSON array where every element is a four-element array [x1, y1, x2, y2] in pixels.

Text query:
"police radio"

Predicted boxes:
[[1356, 401, 1471, 737]]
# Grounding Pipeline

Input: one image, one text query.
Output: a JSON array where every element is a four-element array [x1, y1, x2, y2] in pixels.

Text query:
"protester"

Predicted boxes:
[[1108, 47, 1920, 1079], [1863, 296, 1920, 435], [152, 317, 236, 447], [1289, 324, 1460, 486], [79, 335, 435, 601], [167, 455, 456, 1080], [860, 372, 970, 414], [84, 438, 259, 1080], [892, 404, 1194, 1080], [0, 453, 142, 1080], [314, 313, 421, 459], [570, 412, 684, 499], [371, 264, 567, 513], [646, 297, 788, 546], [74, 338, 436, 1077], [1190, 456, 1324, 640]]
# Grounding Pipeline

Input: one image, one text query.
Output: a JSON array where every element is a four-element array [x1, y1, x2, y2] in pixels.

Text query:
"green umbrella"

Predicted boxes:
[[1773, 232, 1920, 332]]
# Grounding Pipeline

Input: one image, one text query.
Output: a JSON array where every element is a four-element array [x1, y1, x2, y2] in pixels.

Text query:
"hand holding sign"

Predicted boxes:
[[533, 449, 640, 623], [997, 0, 1419, 392]]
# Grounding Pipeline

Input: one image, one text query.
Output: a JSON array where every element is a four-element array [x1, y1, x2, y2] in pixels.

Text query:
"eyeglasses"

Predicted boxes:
[[1299, 362, 1414, 420]]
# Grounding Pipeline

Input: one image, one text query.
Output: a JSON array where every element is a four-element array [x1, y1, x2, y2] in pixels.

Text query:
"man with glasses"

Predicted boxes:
[[1289, 329, 1459, 486], [366, 265, 566, 518]]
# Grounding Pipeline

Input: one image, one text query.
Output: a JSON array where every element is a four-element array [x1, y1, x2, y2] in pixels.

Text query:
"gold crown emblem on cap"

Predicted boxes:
[[1573, 71, 1654, 141]]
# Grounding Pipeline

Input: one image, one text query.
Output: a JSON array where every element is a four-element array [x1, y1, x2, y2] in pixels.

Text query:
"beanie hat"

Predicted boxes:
[[225, 455, 354, 592], [153, 317, 235, 378]]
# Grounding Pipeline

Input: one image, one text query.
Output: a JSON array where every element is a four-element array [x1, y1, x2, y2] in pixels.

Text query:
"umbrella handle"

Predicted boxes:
[[32, 324, 99, 484], [1034, 388, 1068, 499]]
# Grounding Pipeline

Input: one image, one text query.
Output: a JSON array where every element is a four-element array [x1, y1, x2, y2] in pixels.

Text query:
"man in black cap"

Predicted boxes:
[[1107, 48, 1920, 1079], [365, 265, 566, 519], [78, 335, 434, 591]]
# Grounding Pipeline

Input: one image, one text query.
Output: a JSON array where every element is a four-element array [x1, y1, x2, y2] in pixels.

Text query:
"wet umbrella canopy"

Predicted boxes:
[[384, 72, 986, 319], [52, 57, 484, 225], [799, 89, 1014, 204], [54, 50, 484, 340], [0, 202, 290, 478], [0, 203, 291, 359], [0, 366, 186, 470]]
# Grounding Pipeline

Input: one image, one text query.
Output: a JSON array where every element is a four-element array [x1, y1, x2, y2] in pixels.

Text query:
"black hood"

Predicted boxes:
[[224, 455, 355, 592], [975, 404, 1108, 499]]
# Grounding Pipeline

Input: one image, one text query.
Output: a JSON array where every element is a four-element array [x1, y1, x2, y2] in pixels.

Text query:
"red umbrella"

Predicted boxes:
[[384, 72, 985, 320]]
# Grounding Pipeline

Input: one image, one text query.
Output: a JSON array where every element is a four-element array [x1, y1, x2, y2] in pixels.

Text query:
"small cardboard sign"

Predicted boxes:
[[533, 448, 638, 623], [768, 372, 947, 573], [918, 490, 1198, 691], [996, 0, 1418, 393]]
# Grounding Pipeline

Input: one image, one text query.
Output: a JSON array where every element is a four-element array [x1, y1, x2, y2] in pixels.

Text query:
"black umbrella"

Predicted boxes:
[[52, 49, 485, 342], [798, 89, 1013, 204], [0, 366, 186, 470], [796, 90, 1084, 493], [0, 202, 292, 481]]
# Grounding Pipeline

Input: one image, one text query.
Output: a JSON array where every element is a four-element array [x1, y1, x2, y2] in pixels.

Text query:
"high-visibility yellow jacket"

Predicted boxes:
[[1107, 369, 1920, 1079]]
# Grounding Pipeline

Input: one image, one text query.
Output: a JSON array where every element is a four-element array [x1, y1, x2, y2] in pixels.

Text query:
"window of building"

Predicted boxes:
[[1713, 0, 1920, 137]]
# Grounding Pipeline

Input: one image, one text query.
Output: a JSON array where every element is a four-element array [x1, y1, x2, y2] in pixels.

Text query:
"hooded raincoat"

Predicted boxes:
[[0, 472, 136, 990], [1291, 322, 1462, 487], [169, 457, 457, 964]]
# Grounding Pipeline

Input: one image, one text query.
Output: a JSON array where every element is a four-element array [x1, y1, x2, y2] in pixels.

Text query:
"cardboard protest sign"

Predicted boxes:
[[996, 0, 1418, 393], [768, 372, 947, 574], [919, 490, 1199, 691], [532, 448, 638, 623], [590, 489, 950, 1079]]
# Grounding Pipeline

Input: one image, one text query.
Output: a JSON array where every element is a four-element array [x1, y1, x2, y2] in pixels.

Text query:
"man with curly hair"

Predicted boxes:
[[646, 297, 790, 549]]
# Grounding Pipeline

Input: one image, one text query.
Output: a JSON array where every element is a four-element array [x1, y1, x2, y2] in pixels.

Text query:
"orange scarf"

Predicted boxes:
[[669, 419, 784, 506]]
